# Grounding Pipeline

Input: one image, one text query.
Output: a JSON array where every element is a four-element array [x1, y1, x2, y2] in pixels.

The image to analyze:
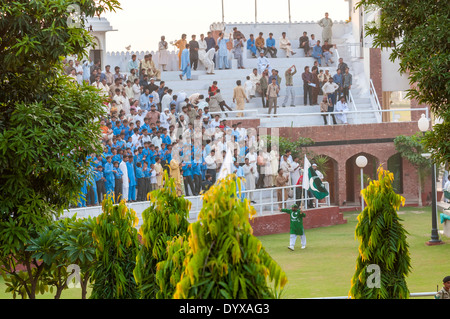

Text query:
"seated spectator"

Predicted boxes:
[[311, 40, 323, 66]]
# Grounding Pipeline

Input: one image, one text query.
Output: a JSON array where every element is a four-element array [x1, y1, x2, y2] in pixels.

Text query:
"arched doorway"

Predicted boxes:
[[387, 153, 403, 194], [89, 36, 103, 69], [345, 153, 379, 205]]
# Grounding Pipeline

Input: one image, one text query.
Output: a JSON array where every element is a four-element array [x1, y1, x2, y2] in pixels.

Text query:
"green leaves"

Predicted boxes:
[[350, 167, 411, 299], [90, 197, 140, 299], [357, 0, 450, 166]]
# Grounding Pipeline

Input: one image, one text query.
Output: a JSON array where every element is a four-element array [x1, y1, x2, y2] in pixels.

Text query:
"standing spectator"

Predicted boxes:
[[318, 12, 333, 43], [266, 33, 277, 58], [233, 80, 249, 117], [189, 34, 199, 71], [266, 77, 280, 115], [248, 68, 261, 98], [299, 31, 310, 56], [217, 32, 231, 70], [276, 168, 289, 209], [158, 36, 169, 72], [174, 34, 187, 70], [233, 34, 245, 69], [302, 66, 313, 106], [283, 65, 297, 107], [335, 96, 349, 124], [259, 69, 270, 108], [243, 158, 257, 203], [322, 77, 339, 106], [320, 95, 337, 125], [311, 67, 320, 105], [333, 68, 344, 98], [337, 57, 348, 74], [343, 67, 353, 101], [179, 44, 192, 81]]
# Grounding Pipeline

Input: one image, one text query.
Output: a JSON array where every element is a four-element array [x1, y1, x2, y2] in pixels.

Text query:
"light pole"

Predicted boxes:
[[356, 155, 368, 211], [418, 114, 443, 246]]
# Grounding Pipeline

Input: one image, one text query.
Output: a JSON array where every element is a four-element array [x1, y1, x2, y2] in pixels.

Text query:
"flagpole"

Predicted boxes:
[[255, 0, 257, 24], [221, 0, 224, 23], [288, 0, 291, 24]]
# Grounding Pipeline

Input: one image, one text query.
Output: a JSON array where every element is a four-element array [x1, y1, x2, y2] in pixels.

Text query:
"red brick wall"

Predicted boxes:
[[370, 48, 383, 107], [250, 206, 346, 236]]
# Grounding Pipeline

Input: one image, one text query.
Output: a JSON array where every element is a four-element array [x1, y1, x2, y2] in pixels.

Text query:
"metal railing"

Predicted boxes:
[[186, 182, 330, 221], [252, 107, 429, 125], [62, 183, 331, 225], [301, 291, 437, 299], [369, 78, 383, 123], [348, 89, 358, 123]]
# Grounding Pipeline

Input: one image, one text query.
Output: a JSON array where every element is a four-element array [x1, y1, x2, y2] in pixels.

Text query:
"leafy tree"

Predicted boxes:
[[171, 175, 288, 299], [349, 166, 411, 299], [134, 172, 191, 299], [90, 197, 140, 299], [357, 0, 450, 166], [0, 0, 120, 299], [394, 133, 431, 206], [261, 135, 314, 159]]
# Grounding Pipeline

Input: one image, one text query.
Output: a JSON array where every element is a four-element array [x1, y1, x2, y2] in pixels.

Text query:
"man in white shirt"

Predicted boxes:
[[257, 51, 271, 75], [205, 150, 217, 183], [119, 156, 129, 201], [279, 32, 296, 58], [151, 131, 163, 149], [161, 89, 173, 111], [248, 68, 261, 98]]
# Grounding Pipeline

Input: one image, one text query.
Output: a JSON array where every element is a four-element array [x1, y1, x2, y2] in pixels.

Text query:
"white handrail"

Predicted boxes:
[[369, 78, 383, 123], [348, 89, 358, 123]]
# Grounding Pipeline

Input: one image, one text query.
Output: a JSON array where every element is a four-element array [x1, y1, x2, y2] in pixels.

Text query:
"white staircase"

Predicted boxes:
[[155, 37, 377, 127]]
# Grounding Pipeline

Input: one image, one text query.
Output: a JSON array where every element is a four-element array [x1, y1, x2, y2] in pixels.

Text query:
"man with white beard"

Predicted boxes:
[[119, 156, 129, 202]]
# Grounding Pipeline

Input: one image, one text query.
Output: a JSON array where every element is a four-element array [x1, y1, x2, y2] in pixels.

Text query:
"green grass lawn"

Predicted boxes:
[[259, 206, 450, 299], [1, 206, 448, 299]]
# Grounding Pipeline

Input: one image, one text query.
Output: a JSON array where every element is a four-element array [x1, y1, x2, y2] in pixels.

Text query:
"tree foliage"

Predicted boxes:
[[357, 0, 450, 166], [167, 175, 288, 299], [134, 172, 191, 299], [90, 197, 140, 299], [350, 166, 411, 299], [0, 0, 120, 299]]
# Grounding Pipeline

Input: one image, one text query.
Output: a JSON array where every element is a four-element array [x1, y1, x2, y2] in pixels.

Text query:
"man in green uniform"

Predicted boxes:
[[435, 276, 450, 299], [281, 204, 307, 251]]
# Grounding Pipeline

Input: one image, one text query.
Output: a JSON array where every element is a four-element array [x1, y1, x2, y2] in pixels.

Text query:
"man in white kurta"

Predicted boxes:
[[158, 36, 169, 71], [197, 34, 208, 66], [204, 47, 217, 74], [243, 158, 257, 202], [119, 157, 129, 201], [257, 52, 271, 74], [279, 33, 296, 58], [335, 96, 349, 124], [318, 12, 333, 43], [248, 68, 261, 97]]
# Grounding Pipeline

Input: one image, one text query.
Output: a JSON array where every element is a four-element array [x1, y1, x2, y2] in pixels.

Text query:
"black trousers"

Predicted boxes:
[[137, 178, 146, 201], [96, 180, 106, 204], [184, 175, 195, 196], [87, 185, 97, 205], [190, 56, 198, 70], [303, 84, 312, 105], [114, 178, 123, 203], [193, 174, 201, 195]]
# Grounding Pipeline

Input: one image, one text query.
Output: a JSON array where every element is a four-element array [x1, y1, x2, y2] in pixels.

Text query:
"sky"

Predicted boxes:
[[101, 0, 349, 52]]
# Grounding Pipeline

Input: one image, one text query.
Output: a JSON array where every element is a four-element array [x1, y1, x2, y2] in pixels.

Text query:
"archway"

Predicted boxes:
[[387, 153, 403, 194], [345, 152, 379, 204], [89, 36, 103, 68]]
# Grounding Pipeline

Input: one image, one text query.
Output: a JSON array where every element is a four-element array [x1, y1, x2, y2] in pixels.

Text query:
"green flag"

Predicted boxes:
[[303, 155, 329, 200]]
